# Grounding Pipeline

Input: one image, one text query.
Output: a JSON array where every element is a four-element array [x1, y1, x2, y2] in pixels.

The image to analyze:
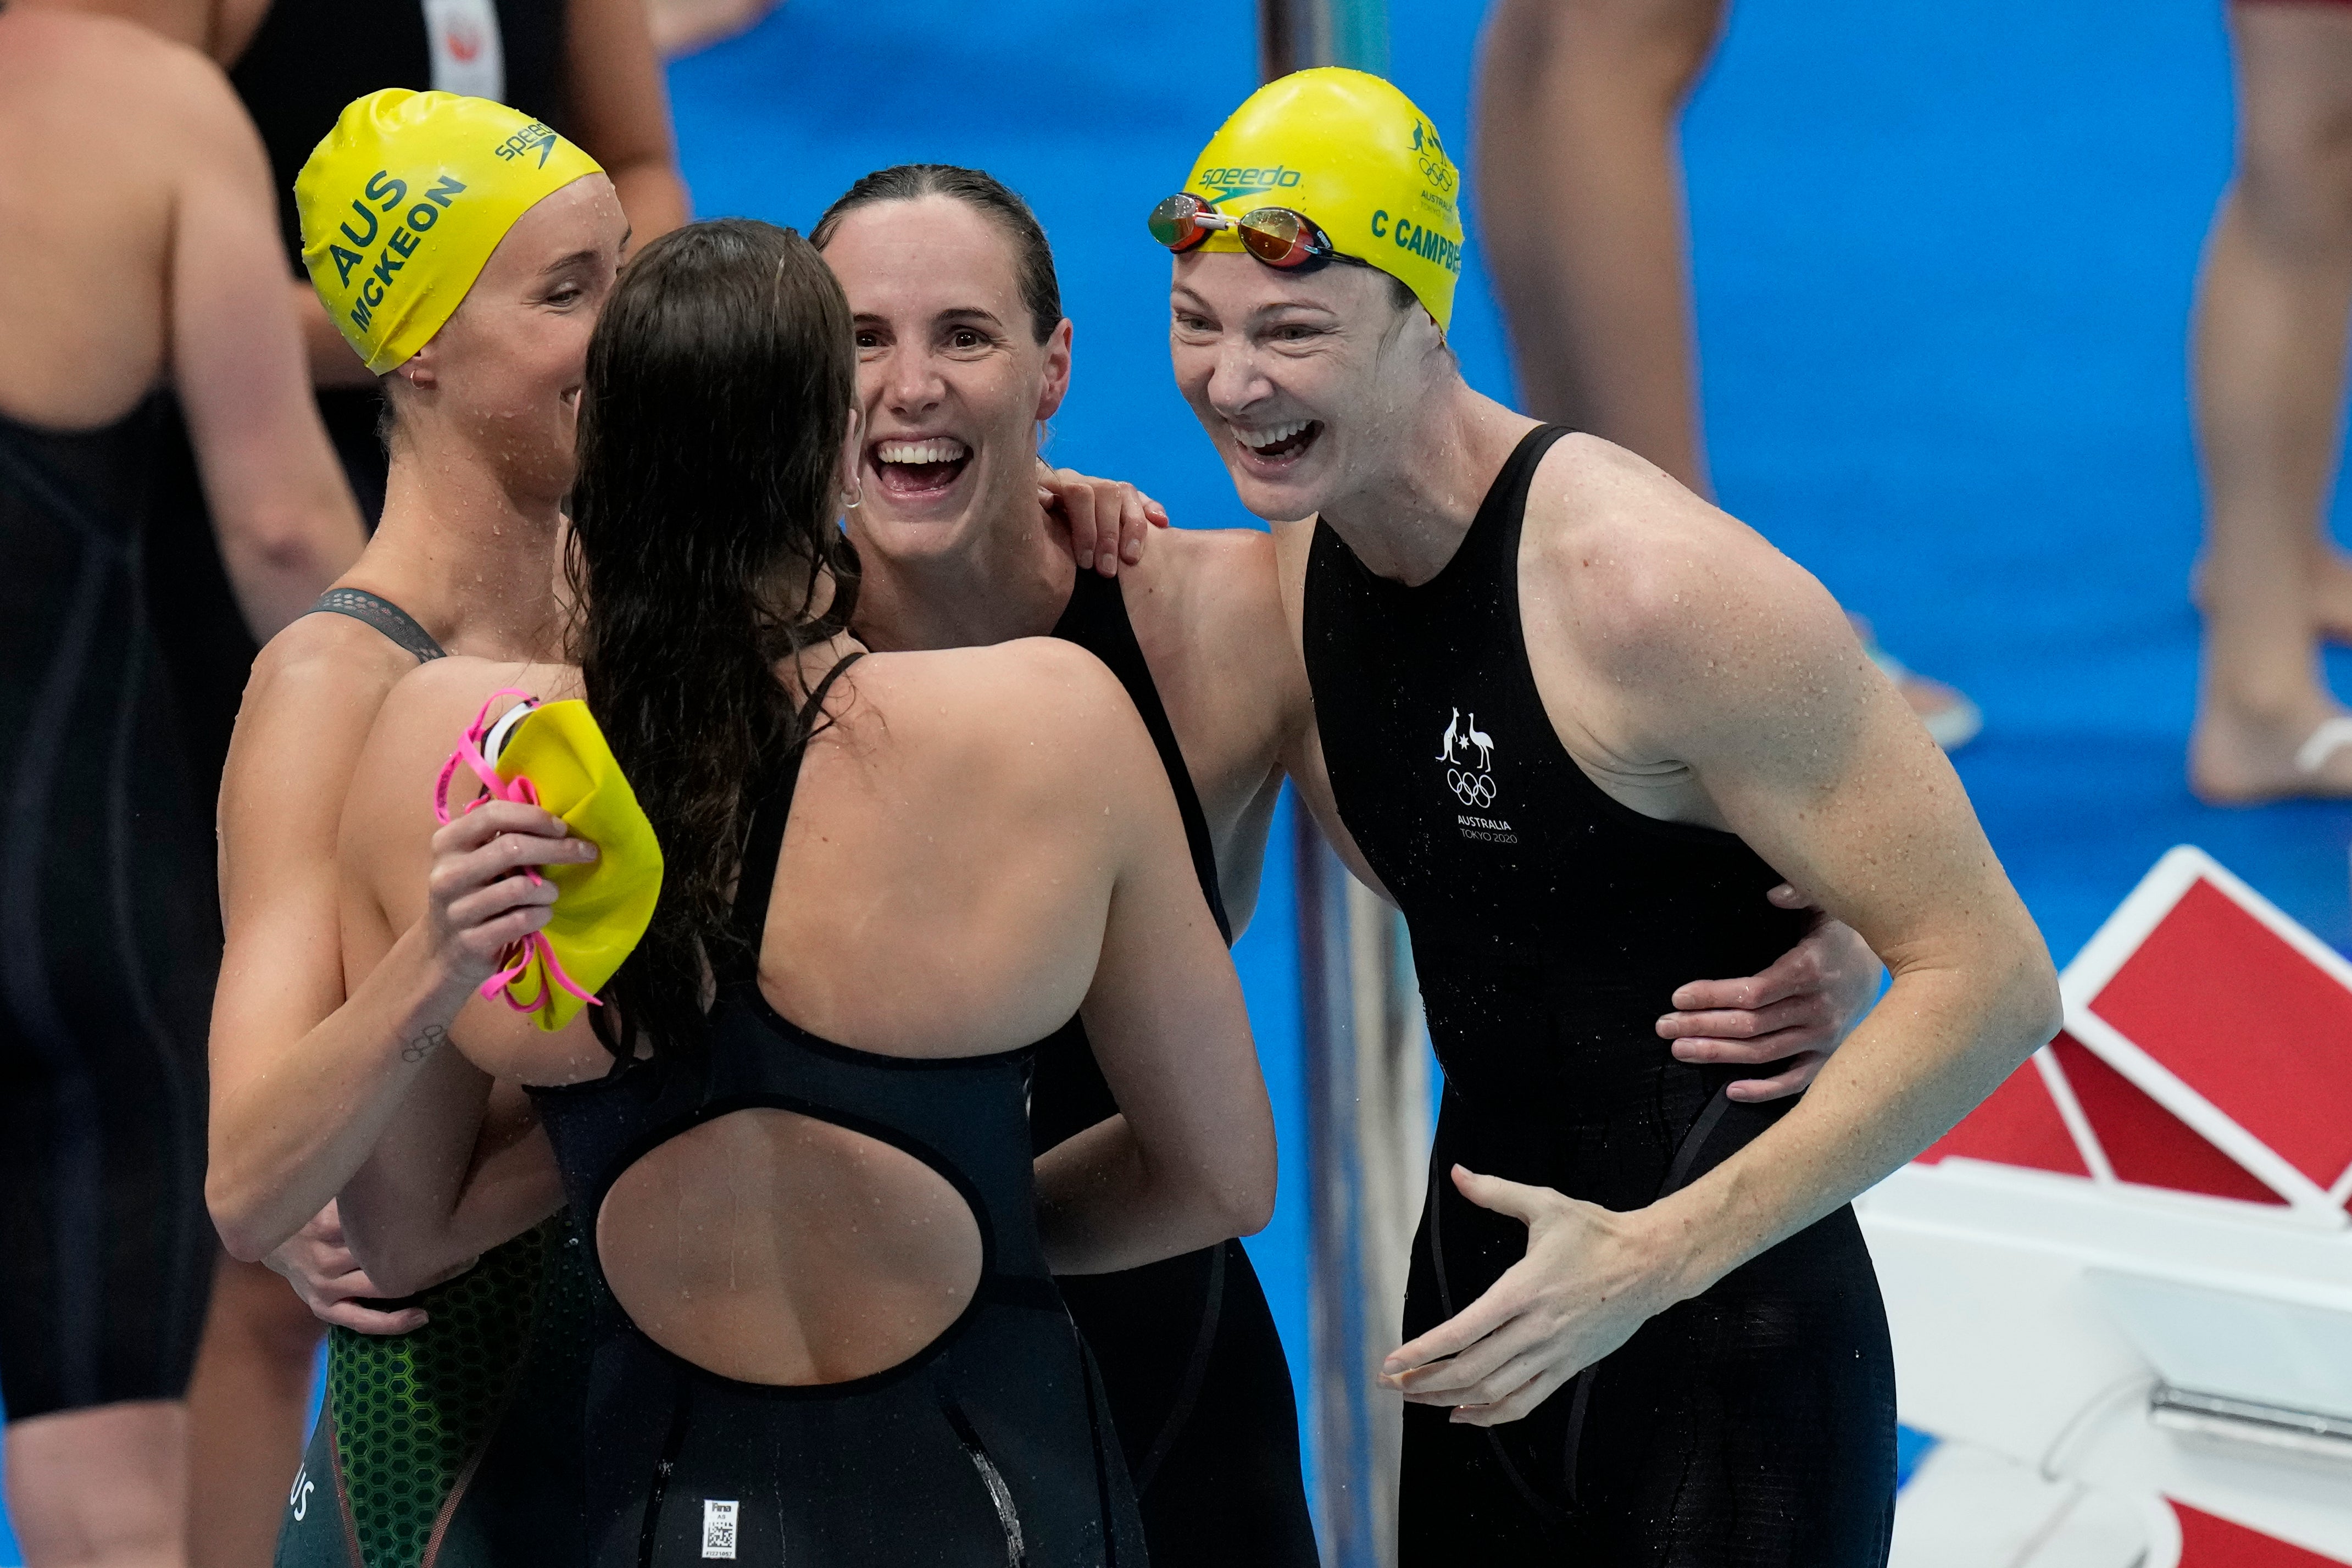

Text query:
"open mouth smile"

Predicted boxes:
[[1231, 418, 1321, 466], [870, 435, 972, 500]]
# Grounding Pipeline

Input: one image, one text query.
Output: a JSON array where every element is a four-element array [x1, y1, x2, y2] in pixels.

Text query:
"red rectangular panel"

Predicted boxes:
[[2089, 879, 2352, 1190], [2050, 1037, 2283, 1205], [1917, 1045, 2088, 1177], [2174, 1500, 2350, 1565]]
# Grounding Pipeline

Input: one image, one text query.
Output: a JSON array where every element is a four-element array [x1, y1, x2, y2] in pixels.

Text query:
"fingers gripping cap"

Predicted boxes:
[[1183, 68, 1463, 330], [492, 701, 662, 1032], [296, 90, 604, 375], [436, 696, 663, 1033]]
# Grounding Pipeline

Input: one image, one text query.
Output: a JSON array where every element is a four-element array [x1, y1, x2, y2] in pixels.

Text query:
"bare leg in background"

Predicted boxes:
[[184, 1255, 323, 1567], [7, 1403, 189, 1568], [2190, 2, 2352, 800], [1475, 0, 1726, 494], [1474, 0, 1979, 746]]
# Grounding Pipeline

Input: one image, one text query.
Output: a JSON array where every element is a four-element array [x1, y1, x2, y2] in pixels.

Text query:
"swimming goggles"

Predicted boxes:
[[1147, 193, 1368, 274]]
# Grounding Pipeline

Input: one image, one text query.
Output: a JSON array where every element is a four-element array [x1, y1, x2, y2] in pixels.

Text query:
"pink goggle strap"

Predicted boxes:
[[433, 689, 602, 1016]]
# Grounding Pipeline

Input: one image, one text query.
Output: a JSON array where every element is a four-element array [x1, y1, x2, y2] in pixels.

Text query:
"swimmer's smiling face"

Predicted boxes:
[[387, 173, 628, 502], [1168, 251, 1439, 524], [819, 194, 1071, 566]]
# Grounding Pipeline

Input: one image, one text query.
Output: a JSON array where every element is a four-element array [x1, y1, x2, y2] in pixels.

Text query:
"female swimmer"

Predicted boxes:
[[334, 218, 1275, 1564]]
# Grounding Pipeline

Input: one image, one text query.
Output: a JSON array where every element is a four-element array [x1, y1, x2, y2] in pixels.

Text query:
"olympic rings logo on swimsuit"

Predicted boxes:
[[1448, 768, 1495, 807], [1436, 705, 1498, 807]]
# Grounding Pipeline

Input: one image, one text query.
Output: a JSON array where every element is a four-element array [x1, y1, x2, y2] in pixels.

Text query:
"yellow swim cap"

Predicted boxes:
[[491, 700, 663, 1032], [296, 90, 604, 375], [1183, 68, 1463, 329]]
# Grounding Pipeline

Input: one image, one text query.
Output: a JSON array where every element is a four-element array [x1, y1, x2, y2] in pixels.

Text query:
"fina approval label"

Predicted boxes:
[[702, 1498, 739, 1559]]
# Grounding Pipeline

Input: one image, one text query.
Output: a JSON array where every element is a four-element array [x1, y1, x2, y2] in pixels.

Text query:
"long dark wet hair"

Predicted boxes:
[[566, 218, 860, 1057]]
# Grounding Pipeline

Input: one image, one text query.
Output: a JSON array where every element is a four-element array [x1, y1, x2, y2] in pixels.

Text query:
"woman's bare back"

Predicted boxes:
[[346, 636, 1266, 1387], [0, 10, 221, 427]]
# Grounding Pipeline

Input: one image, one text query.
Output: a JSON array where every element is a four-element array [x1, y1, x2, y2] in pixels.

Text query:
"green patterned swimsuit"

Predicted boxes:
[[274, 1218, 594, 1567]]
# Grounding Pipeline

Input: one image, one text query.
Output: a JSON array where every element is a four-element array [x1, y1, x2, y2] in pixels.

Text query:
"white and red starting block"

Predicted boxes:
[[1861, 845, 2352, 1567]]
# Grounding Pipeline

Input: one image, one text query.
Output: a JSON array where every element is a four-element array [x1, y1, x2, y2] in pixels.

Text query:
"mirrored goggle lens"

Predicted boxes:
[[1148, 194, 1216, 252], [1237, 208, 1328, 269]]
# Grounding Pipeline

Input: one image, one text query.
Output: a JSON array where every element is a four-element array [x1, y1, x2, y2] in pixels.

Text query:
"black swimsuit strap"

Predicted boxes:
[[722, 652, 868, 979], [307, 587, 447, 662], [1054, 569, 1232, 942]]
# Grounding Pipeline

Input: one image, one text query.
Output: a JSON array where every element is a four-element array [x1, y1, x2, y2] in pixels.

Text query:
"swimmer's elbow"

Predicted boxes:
[[206, 1175, 285, 1265], [213, 1224, 273, 1266], [335, 1211, 445, 1299], [216, 492, 364, 624], [1215, 1128, 1279, 1240], [352, 1249, 440, 1302], [1930, 918, 2061, 1070], [224, 498, 354, 581], [1229, 1178, 1276, 1240], [1892, 905, 2062, 1066], [2004, 944, 2064, 1065]]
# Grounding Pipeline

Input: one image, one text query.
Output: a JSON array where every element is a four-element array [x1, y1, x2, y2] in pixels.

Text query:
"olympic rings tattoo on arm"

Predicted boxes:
[[401, 1024, 452, 1064]]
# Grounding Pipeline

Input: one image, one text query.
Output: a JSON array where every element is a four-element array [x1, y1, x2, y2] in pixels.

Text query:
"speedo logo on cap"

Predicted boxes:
[[494, 120, 561, 168], [1198, 164, 1303, 203]]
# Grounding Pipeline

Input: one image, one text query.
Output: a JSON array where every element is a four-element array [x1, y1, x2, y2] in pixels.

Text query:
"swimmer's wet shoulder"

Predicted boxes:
[[754, 639, 1157, 1057], [1521, 434, 1918, 856], [1510, 429, 1836, 832], [0, 9, 224, 426]]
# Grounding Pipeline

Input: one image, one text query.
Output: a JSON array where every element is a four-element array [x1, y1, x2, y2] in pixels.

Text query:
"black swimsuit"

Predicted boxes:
[[530, 657, 1144, 1567], [0, 393, 218, 1424], [1301, 426, 1897, 1567], [1039, 571, 1317, 1568]]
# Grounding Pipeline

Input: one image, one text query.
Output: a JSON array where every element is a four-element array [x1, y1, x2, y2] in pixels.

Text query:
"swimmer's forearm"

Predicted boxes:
[[1035, 1115, 1264, 1275], [205, 922, 483, 1261], [341, 1115, 560, 1297], [1637, 941, 2059, 1305], [215, 488, 365, 640], [1035, 1118, 1160, 1275]]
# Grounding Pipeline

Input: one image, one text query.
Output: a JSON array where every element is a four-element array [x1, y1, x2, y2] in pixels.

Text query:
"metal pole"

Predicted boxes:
[[1260, 0, 1389, 80], [1258, 7, 1404, 1561], [1294, 804, 1426, 1568]]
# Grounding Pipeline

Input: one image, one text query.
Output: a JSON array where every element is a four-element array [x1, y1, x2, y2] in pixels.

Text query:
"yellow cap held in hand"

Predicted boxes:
[[296, 90, 603, 375], [1183, 68, 1464, 329], [491, 700, 663, 1033]]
